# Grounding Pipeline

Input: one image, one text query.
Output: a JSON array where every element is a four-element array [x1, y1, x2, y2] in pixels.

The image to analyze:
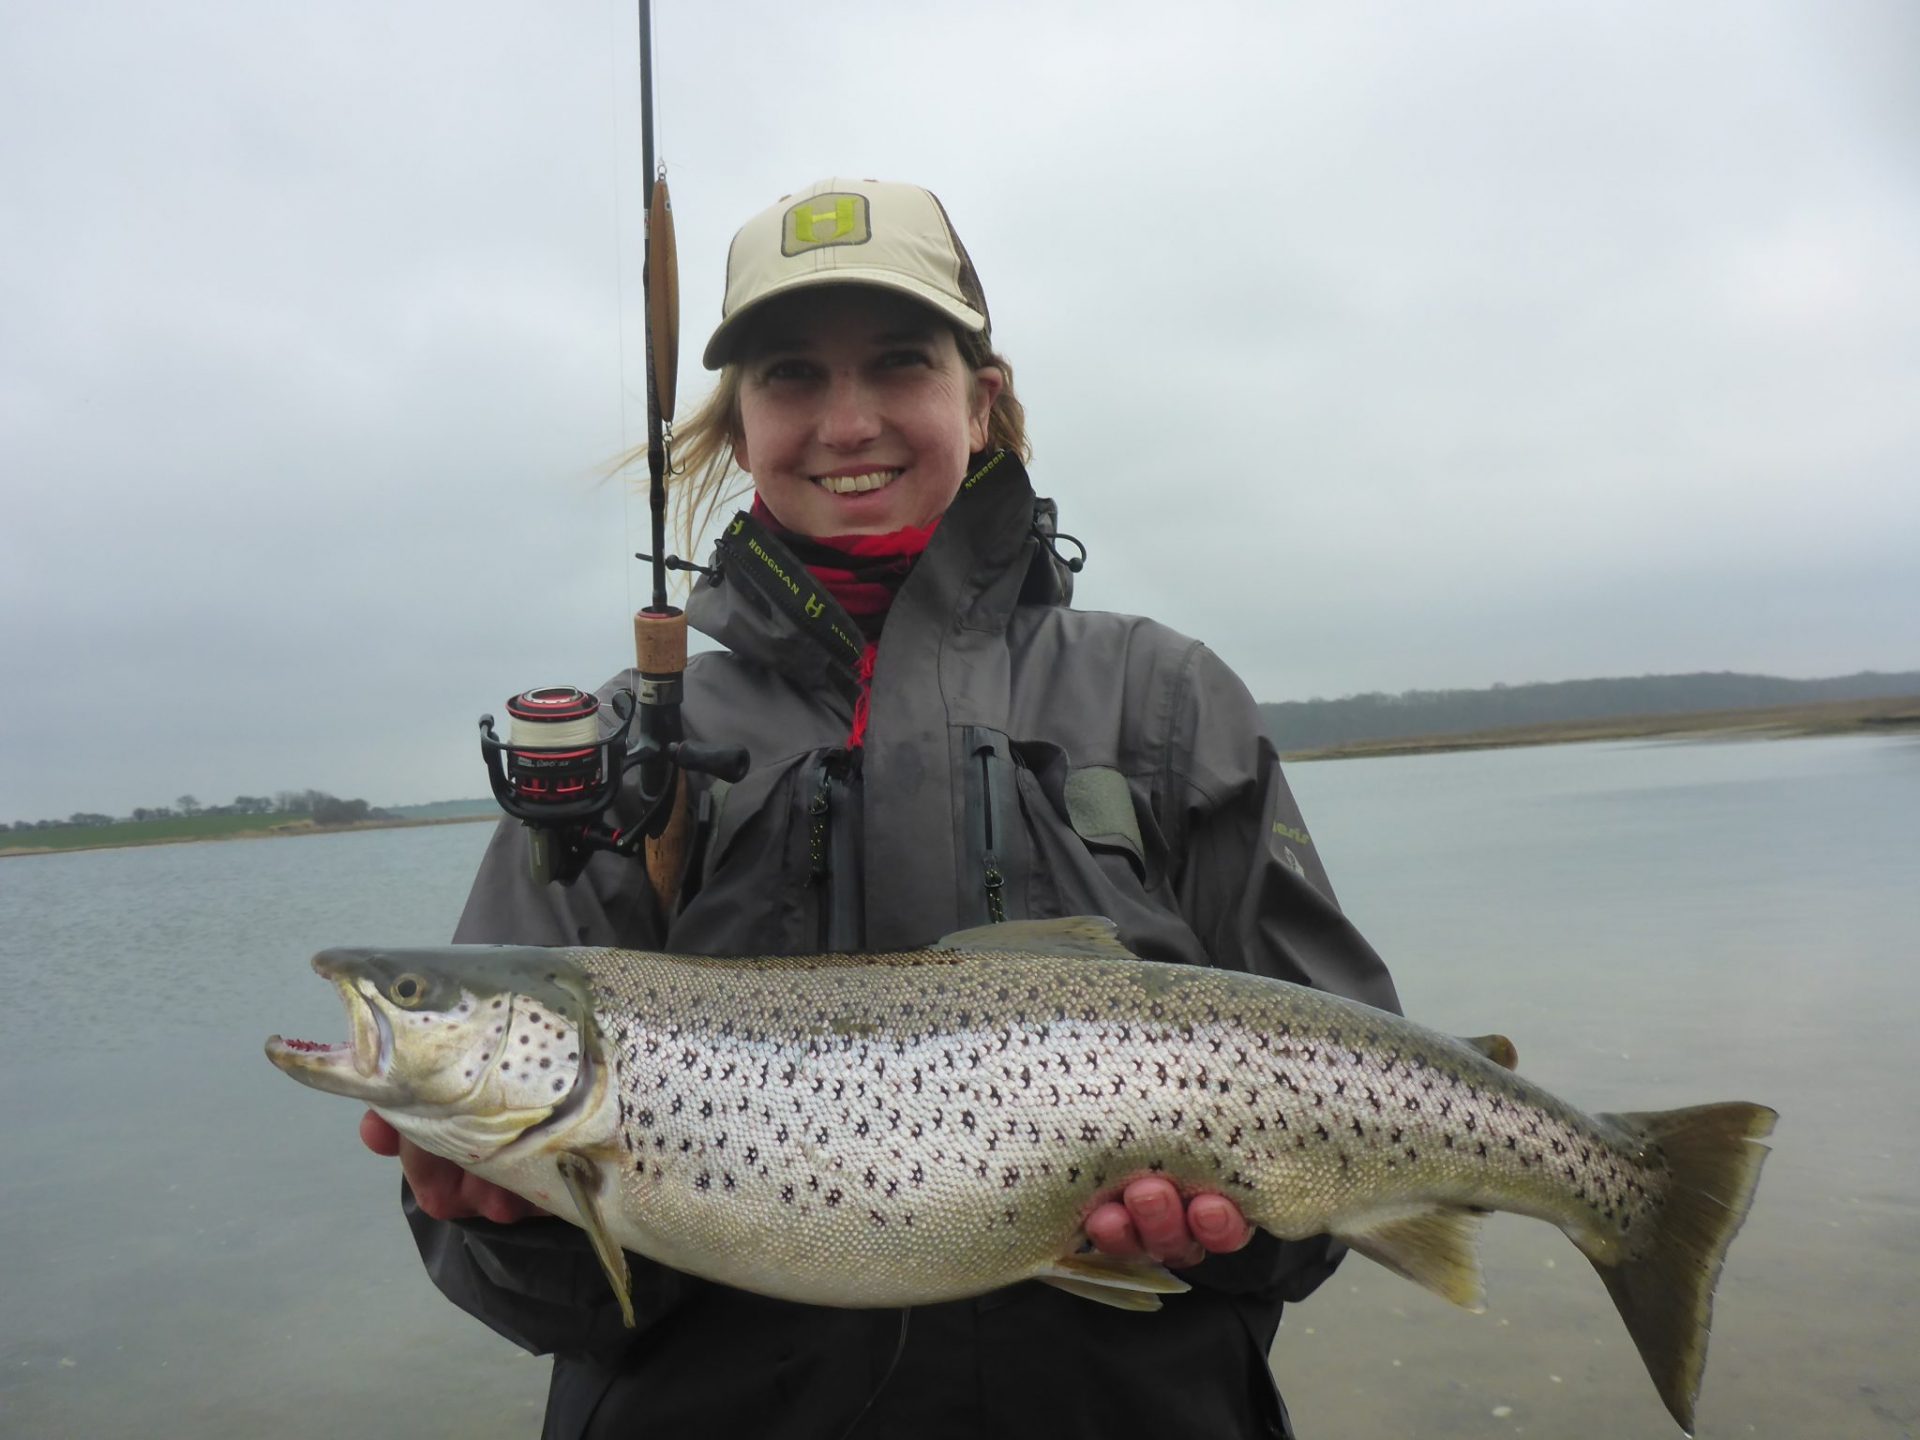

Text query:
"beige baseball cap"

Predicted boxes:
[[701, 177, 991, 370]]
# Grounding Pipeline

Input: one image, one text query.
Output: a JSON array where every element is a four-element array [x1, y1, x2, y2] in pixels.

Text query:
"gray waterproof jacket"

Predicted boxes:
[[412, 453, 1400, 1439]]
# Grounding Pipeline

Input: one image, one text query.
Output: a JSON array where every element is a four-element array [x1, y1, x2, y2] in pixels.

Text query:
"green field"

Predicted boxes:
[[0, 810, 496, 857], [0, 812, 318, 854]]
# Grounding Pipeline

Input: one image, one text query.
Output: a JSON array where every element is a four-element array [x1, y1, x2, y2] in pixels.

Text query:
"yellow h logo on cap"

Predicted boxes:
[[782, 193, 871, 255]]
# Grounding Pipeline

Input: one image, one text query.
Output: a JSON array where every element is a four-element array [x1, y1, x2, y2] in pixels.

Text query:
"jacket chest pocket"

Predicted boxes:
[[1059, 764, 1149, 885], [672, 755, 821, 951], [961, 730, 1168, 928]]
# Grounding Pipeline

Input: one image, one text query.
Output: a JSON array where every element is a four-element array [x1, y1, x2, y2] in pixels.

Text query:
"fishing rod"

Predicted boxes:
[[478, 0, 747, 897]]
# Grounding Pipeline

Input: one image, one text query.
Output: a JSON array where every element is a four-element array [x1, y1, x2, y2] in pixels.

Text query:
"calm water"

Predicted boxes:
[[1, 735, 1915, 1439]]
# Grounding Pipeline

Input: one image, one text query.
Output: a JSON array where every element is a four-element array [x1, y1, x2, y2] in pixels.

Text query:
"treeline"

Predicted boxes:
[[7, 790, 391, 833], [1260, 670, 1920, 751]]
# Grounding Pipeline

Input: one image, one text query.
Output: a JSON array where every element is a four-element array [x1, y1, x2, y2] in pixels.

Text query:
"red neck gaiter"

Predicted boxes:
[[751, 497, 941, 749], [750, 497, 940, 631]]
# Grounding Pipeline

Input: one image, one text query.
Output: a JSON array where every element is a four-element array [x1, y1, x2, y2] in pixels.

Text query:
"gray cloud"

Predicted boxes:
[[2, 0, 1914, 820]]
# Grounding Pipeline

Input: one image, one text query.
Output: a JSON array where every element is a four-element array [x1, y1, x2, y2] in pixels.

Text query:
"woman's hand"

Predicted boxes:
[[1084, 1176, 1251, 1269], [359, 1110, 547, 1224]]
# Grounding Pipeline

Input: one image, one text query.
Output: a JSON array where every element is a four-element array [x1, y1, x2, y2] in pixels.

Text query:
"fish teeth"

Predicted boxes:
[[814, 469, 901, 495]]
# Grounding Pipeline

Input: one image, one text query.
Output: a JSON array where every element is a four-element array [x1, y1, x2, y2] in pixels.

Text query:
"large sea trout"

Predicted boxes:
[[267, 917, 1773, 1433]]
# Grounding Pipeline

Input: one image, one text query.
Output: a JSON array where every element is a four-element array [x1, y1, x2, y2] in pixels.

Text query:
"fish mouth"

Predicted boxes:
[[264, 967, 394, 1098]]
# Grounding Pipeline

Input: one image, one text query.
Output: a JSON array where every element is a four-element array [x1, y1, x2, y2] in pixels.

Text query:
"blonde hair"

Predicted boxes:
[[639, 324, 1030, 558]]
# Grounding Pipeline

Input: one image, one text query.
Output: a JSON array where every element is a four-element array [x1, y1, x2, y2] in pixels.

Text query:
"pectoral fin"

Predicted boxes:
[[1337, 1206, 1489, 1311], [1037, 1252, 1192, 1311], [556, 1151, 634, 1329]]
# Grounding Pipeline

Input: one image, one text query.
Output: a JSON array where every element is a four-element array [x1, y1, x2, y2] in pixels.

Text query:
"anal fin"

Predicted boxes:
[[1037, 1252, 1191, 1311], [1337, 1206, 1489, 1312], [556, 1151, 635, 1328]]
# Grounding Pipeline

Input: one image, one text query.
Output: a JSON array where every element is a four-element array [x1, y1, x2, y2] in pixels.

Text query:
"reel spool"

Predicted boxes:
[[479, 686, 632, 821], [499, 687, 609, 806], [477, 683, 747, 888]]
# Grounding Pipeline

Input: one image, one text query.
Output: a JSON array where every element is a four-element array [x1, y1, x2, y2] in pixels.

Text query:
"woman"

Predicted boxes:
[[366, 177, 1398, 1438]]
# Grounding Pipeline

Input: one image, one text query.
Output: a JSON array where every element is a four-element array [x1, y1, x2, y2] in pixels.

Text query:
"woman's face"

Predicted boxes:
[[733, 287, 1002, 537]]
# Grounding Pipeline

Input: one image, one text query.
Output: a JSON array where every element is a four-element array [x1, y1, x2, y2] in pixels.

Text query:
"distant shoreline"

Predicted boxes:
[[9, 695, 1916, 858], [0, 812, 499, 861], [1277, 694, 1920, 761]]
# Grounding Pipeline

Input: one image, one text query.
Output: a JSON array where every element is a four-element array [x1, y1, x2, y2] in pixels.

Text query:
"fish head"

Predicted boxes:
[[266, 945, 602, 1165]]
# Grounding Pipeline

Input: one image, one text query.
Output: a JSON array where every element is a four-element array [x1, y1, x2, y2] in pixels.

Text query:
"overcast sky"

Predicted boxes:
[[3, 0, 1916, 820]]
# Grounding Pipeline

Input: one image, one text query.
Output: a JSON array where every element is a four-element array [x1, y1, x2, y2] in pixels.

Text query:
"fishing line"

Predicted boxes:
[[607, 0, 635, 646], [834, 1306, 913, 1440]]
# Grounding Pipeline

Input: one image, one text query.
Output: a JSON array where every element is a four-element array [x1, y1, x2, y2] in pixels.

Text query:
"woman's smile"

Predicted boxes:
[[732, 288, 1001, 536], [812, 466, 903, 496]]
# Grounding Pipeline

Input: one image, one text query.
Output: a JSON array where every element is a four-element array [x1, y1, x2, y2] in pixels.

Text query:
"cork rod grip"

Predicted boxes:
[[634, 607, 689, 913], [633, 606, 687, 674]]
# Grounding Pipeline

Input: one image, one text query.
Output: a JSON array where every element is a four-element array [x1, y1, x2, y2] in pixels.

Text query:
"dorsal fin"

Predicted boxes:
[[934, 916, 1138, 962], [1459, 1033, 1519, 1070]]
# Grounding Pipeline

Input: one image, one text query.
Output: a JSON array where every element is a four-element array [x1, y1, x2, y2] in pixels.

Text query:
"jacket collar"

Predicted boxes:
[[686, 451, 1072, 689]]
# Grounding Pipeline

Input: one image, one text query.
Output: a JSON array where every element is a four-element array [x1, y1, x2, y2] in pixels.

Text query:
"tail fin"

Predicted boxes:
[[1589, 1102, 1776, 1435]]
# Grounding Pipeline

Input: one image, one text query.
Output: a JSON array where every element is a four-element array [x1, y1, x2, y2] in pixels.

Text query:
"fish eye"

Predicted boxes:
[[390, 974, 428, 1007]]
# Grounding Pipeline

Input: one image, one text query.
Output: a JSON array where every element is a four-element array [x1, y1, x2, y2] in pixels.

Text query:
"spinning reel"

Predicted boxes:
[[478, 684, 747, 887]]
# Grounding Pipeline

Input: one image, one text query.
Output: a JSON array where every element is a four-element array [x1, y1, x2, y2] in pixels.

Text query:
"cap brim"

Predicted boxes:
[[701, 270, 988, 370]]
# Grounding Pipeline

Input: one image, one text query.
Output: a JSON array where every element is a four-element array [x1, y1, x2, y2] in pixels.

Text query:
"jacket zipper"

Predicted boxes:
[[805, 755, 864, 951], [808, 762, 832, 949], [979, 750, 1006, 923], [963, 727, 1014, 926]]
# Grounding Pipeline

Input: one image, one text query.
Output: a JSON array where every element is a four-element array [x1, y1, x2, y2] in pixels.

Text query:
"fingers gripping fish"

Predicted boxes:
[[267, 917, 1774, 1434]]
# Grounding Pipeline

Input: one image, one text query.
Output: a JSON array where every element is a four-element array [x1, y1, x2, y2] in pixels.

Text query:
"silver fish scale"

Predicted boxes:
[[574, 946, 1670, 1306]]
